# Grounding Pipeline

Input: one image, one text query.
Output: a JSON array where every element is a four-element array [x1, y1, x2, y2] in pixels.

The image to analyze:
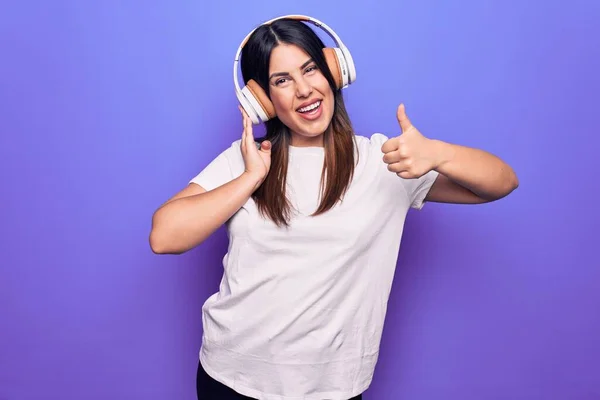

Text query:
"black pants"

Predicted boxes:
[[196, 361, 363, 400]]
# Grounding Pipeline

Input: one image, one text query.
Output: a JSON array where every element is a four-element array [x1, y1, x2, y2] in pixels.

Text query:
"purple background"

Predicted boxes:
[[1, 1, 598, 399]]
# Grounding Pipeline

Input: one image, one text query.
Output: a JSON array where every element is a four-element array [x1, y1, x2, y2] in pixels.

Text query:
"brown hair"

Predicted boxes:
[[241, 19, 357, 227]]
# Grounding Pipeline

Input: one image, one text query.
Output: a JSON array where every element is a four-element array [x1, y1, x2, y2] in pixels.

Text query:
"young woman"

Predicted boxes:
[[150, 15, 519, 400]]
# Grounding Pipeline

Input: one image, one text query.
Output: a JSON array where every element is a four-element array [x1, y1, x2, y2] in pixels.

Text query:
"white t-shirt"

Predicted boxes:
[[189, 133, 439, 400]]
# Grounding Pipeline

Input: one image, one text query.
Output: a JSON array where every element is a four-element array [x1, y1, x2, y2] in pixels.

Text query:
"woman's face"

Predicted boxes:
[[267, 43, 335, 147]]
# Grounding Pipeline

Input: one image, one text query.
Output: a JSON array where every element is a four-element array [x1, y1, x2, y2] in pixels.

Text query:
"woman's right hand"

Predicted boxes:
[[239, 105, 271, 187]]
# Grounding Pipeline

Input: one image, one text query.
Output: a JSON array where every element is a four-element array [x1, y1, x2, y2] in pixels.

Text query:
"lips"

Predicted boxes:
[[296, 99, 323, 121], [296, 99, 322, 112]]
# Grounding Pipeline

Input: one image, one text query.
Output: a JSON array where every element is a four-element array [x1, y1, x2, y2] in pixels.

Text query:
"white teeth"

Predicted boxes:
[[298, 101, 321, 113]]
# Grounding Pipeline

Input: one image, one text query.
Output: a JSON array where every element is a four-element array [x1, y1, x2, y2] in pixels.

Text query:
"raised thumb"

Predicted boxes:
[[396, 103, 413, 133]]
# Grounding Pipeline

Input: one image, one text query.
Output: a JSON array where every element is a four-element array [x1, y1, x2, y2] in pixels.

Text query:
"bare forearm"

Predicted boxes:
[[150, 172, 261, 254], [433, 140, 519, 200]]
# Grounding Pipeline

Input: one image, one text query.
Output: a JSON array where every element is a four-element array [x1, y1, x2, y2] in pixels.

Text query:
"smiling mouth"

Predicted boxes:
[[296, 100, 322, 114]]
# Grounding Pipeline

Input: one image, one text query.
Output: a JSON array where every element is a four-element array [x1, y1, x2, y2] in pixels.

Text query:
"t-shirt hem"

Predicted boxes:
[[199, 347, 372, 400]]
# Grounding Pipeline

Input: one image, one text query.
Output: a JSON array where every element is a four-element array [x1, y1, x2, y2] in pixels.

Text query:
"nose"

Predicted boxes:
[[295, 76, 313, 98]]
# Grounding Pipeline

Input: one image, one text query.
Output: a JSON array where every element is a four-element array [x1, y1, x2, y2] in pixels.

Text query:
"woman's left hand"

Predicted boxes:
[[381, 104, 441, 179]]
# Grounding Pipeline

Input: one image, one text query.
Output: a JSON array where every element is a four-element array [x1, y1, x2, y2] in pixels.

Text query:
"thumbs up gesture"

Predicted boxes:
[[381, 104, 440, 179]]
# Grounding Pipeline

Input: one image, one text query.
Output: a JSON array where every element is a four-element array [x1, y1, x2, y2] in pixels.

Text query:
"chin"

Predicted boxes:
[[289, 121, 330, 143], [284, 103, 334, 143]]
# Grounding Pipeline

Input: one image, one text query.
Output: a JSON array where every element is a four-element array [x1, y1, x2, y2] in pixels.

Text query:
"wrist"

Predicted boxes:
[[431, 139, 455, 170], [241, 171, 265, 190]]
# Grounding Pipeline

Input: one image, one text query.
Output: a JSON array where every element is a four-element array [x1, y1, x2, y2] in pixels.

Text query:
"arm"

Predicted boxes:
[[382, 104, 519, 205], [425, 140, 519, 204], [149, 106, 272, 254], [149, 172, 262, 255]]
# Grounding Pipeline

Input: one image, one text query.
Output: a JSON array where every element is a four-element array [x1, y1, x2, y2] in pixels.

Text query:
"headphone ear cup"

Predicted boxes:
[[339, 46, 356, 85], [323, 47, 343, 89], [236, 87, 261, 124], [246, 80, 276, 121], [240, 85, 267, 124]]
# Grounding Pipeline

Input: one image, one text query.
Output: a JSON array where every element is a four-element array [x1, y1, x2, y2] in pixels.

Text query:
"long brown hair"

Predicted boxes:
[[241, 19, 357, 227]]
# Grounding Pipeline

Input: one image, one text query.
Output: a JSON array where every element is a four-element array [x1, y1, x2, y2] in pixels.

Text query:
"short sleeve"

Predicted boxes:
[[401, 169, 439, 210], [368, 133, 440, 210], [189, 140, 243, 191]]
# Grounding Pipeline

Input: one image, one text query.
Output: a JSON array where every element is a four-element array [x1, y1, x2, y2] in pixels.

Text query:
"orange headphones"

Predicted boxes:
[[233, 15, 357, 124]]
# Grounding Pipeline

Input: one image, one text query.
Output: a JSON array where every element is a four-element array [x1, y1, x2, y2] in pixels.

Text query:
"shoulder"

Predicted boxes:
[[225, 139, 243, 154], [188, 139, 244, 190], [351, 133, 394, 175], [353, 133, 392, 154], [354, 133, 392, 145], [201, 138, 245, 172], [214, 139, 243, 163], [222, 139, 245, 168]]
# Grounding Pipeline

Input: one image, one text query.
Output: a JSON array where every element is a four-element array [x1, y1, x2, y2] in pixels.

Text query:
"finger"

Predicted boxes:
[[381, 137, 399, 154], [245, 112, 255, 148], [387, 161, 407, 173], [396, 103, 413, 133], [397, 170, 415, 179], [239, 104, 247, 123], [382, 150, 401, 164], [244, 114, 255, 152], [259, 140, 272, 154], [241, 108, 251, 153], [239, 106, 247, 145]]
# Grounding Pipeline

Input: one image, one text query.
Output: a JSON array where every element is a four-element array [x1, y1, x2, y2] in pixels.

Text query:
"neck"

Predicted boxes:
[[289, 132, 324, 148]]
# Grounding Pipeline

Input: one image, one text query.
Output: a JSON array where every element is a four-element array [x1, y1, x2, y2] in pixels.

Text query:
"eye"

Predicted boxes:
[[305, 65, 318, 74], [274, 78, 288, 86]]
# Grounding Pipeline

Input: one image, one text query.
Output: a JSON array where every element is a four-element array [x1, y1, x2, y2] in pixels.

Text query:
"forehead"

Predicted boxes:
[[269, 43, 311, 72]]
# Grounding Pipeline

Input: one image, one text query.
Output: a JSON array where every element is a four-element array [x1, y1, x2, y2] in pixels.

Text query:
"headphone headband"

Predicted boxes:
[[235, 15, 347, 59]]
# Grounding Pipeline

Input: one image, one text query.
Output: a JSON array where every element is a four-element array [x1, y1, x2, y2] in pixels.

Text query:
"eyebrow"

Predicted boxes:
[[269, 59, 315, 80]]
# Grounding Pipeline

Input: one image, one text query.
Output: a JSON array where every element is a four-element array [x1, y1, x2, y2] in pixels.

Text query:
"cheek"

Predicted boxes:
[[270, 91, 293, 113], [314, 74, 331, 93], [324, 88, 335, 114], [317, 80, 334, 104]]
